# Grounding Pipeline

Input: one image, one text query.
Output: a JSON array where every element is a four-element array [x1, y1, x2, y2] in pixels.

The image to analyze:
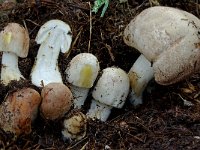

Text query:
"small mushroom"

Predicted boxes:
[[0, 88, 41, 136], [0, 23, 29, 85], [40, 83, 73, 120], [87, 67, 130, 121], [62, 111, 87, 141], [31, 19, 72, 87], [65, 53, 100, 109], [123, 6, 200, 106]]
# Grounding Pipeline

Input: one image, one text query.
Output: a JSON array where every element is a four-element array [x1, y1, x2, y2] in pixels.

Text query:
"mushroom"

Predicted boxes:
[[40, 82, 73, 120], [0, 88, 41, 136], [62, 111, 87, 141], [0, 23, 29, 85], [31, 19, 72, 87], [123, 6, 200, 106], [87, 67, 130, 121], [65, 53, 100, 109]]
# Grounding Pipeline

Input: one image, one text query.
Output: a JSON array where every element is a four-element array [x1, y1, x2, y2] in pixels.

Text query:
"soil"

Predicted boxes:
[[0, 0, 200, 149]]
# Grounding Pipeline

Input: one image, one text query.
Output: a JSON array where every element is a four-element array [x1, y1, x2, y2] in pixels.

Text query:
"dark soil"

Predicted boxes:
[[0, 0, 200, 149]]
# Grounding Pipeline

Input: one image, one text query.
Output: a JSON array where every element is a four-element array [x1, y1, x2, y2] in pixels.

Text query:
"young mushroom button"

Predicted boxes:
[[87, 67, 130, 122], [40, 83, 73, 121], [0, 23, 30, 85], [62, 111, 87, 141], [31, 19, 72, 87], [0, 88, 41, 136], [123, 6, 200, 106], [65, 53, 100, 109]]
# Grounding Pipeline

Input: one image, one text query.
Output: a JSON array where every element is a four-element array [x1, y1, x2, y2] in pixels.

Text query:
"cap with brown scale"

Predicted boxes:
[[0, 88, 41, 136]]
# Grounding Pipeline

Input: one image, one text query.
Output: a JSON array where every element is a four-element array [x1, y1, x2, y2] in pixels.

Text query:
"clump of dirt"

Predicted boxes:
[[0, 0, 200, 149]]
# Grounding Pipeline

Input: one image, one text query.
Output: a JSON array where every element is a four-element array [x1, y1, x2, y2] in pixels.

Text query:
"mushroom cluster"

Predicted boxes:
[[0, 5, 199, 142]]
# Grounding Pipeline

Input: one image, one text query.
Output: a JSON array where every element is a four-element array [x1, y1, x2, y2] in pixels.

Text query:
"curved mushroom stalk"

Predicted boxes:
[[1, 52, 24, 85], [31, 20, 72, 87], [128, 55, 154, 106]]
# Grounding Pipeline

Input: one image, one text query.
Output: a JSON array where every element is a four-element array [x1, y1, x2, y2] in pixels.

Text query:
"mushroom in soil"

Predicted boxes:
[[31, 19, 72, 87], [0, 88, 41, 136], [65, 53, 100, 109], [62, 111, 87, 141], [123, 6, 200, 106], [40, 83, 73, 120], [0, 23, 29, 85], [87, 67, 130, 121]]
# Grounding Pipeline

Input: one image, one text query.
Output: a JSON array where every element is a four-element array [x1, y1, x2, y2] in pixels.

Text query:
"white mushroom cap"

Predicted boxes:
[[65, 53, 100, 88], [92, 67, 130, 108], [0, 23, 29, 58], [124, 6, 200, 85], [35, 19, 72, 53]]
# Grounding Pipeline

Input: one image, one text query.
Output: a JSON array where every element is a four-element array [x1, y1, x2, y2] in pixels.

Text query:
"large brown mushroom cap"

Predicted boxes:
[[124, 6, 200, 85], [0, 23, 29, 58], [0, 88, 41, 136], [40, 83, 73, 120]]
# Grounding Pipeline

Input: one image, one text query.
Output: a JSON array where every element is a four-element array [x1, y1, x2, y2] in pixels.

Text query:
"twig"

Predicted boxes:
[[64, 26, 83, 58], [67, 137, 88, 150], [88, 2, 92, 53], [105, 44, 115, 61]]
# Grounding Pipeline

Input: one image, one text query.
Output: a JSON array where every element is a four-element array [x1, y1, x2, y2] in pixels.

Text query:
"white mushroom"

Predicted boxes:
[[62, 111, 87, 141], [123, 6, 200, 106], [87, 67, 130, 121], [31, 19, 72, 87], [65, 53, 100, 109], [0, 23, 29, 85]]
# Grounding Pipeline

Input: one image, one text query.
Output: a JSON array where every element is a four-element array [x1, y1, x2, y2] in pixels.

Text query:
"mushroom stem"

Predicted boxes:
[[31, 30, 62, 87], [1, 52, 24, 85], [128, 54, 154, 106], [70, 85, 89, 109], [86, 100, 112, 121], [31, 20, 72, 87]]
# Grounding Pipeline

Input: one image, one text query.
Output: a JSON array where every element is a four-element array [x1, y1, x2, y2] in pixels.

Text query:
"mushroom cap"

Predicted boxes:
[[35, 19, 72, 54], [65, 53, 100, 88], [0, 88, 41, 135], [62, 111, 87, 141], [0, 23, 30, 58], [124, 6, 200, 85], [40, 83, 73, 120], [92, 67, 130, 108]]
